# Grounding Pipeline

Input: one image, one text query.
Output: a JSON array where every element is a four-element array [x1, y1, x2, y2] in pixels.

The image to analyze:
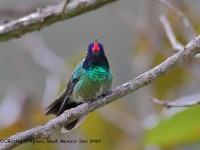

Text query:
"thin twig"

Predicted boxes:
[[62, 0, 71, 16], [1, 33, 200, 150], [13, 33, 70, 80], [159, 15, 200, 58], [157, 0, 196, 40], [159, 14, 184, 51], [150, 97, 200, 109], [157, 0, 185, 18]]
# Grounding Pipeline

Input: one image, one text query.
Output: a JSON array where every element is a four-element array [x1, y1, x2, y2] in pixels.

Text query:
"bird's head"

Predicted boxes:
[[83, 39, 109, 70], [88, 39, 104, 54]]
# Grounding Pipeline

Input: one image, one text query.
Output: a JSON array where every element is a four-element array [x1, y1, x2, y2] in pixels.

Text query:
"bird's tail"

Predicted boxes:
[[45, 98, 63, 116], [61, 114, 88, 133], [45, 96, 87, 132]]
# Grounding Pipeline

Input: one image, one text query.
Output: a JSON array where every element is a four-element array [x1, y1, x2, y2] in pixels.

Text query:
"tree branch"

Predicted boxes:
[[0, 0, 117, 42], [1, 32, 200, 149], [150, 96, 200, 109]]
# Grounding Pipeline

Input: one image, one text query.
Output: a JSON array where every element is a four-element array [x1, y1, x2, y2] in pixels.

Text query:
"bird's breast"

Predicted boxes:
[[84, 66, 109, 82], [72, 71, 112, 102]]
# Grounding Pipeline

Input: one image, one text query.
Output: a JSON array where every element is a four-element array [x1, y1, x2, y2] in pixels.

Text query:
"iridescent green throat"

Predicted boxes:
[[85, 66, 109, 82]]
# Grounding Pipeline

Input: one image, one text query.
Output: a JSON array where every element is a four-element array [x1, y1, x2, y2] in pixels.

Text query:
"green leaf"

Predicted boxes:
[[144, 105, 200, 147]]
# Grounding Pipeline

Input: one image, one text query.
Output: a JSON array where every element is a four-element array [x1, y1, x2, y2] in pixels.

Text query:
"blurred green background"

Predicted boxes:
[[1, 0, 200, 150]]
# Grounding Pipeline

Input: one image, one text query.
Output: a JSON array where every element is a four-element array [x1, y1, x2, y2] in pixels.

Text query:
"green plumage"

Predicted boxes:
[[71, 62, 112, 102], [45, 40, 112, 132]]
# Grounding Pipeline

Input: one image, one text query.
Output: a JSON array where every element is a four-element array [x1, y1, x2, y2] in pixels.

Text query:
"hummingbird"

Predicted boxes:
[[45, 39, 113, 133]]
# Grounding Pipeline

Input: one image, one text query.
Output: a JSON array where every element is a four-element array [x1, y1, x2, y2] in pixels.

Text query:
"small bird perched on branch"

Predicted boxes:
[[45, 39, 113, 132]]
